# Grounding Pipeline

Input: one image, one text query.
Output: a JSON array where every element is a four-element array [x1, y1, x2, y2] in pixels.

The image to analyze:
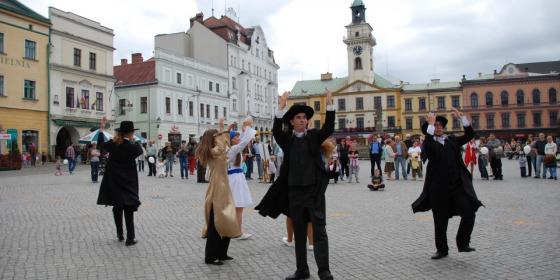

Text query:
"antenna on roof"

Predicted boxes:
[[212, 0, 214, 16], [224, 0, 226, 16]]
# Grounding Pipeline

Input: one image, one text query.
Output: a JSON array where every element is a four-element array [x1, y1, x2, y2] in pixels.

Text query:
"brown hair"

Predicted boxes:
[[321, 138, 336, 159], [112, 132, 126, 145], [195, 129, 218, 166]]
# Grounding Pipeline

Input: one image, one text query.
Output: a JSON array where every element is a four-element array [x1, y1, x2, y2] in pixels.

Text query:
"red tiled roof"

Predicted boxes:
[[203, 15, 249, 44], [114, 60, 156, 87]]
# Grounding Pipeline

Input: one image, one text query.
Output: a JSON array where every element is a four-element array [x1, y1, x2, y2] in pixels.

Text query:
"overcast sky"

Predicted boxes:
[[26, 0, 560, 92]]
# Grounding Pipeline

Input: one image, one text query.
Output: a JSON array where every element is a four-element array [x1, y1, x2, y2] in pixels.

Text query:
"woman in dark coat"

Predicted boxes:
[[97, 119, 143, 246]]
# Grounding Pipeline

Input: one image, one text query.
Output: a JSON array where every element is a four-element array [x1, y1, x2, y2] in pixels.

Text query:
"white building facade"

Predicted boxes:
[[48, 7, 116, 157]]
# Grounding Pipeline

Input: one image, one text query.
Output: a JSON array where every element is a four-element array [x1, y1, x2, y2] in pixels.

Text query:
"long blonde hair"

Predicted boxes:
[[321, 138, 337, 159], [195, 129, 218, 166], [113, 132, 126, 145]]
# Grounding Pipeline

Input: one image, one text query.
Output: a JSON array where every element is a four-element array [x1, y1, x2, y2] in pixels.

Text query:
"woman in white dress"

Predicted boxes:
[[227, 118, 257, 240]]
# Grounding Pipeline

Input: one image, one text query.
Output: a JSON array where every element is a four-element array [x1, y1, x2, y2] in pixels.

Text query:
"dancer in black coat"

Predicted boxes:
[[412, 108, 483, 259], [256, 90, 335, 280], [97, 119, 143, 246]]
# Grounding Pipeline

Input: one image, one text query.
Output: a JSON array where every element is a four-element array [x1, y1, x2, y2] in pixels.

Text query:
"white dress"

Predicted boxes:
[[227, 127, 257, 207]]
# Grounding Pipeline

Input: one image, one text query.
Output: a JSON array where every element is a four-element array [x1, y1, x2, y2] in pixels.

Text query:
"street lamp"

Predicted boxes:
[[156, 117, 161, 128]]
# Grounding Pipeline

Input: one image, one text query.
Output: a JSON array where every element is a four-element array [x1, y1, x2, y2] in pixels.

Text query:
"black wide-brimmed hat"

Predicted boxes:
[[421, 116, 449, 134], [115, 121, 138, 133], [282, 104, 314, 124]]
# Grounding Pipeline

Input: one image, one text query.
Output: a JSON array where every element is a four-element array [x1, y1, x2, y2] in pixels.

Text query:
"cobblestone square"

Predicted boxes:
[[1, 160, 559, 279]]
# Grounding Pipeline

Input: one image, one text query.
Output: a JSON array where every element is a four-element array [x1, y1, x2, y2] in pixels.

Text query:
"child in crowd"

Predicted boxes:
[[518, 150, 527, 178], [328, 158, 340, 184], [41, 152, 47, 166], [268, 155, 277, 183], [22, 152, 29, 168], [348, 144, 359, 183], [157, 158, 166, 178], [55, 156, 63, 176], [367, 169, 385, 191], [410, 152, 423, 180]]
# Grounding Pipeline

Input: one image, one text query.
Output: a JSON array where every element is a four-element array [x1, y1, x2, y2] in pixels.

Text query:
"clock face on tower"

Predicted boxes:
[[353, 46, 363, 55]]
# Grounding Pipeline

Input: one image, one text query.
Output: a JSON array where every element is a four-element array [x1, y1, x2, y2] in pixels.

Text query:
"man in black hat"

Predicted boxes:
[[255, 90, 335, 280], [412, 108, 483, 260]]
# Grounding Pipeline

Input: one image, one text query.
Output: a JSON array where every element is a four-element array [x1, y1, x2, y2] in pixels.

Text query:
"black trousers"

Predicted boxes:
[[147, 156, 156, 176], [112, 207, 135, 241], [370, 154, 382, 176], [430, 188, 475, 253], [205, 207, 230, 262], [490, 157, 503, 179], [290, 204, 330, 275], [339, 157, 349, 178], [197, 162, 207, 182], [526, 156, 532, 176]]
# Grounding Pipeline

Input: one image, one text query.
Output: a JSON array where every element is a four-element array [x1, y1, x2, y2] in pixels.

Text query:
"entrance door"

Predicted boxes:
[[55, 127, 79, 157]]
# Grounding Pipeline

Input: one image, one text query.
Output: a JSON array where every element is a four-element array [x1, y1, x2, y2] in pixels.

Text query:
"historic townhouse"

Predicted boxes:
[[462, 61, 559, 139], [0, 0, 50, 158], [401, 79, 463, 136], [48, 7, 115, 157]]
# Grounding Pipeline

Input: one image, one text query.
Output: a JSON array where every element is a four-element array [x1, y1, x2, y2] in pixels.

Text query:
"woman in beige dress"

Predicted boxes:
[[196, 118, 241, 265]]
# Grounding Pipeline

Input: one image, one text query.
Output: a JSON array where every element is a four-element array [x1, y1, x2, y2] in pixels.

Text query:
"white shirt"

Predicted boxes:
[[227, 127, 257, 169], [427, 116, 470, 145]]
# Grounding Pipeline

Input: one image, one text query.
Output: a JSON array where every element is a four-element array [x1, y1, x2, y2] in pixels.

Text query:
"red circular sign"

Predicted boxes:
[[158, 134, 163, 140]]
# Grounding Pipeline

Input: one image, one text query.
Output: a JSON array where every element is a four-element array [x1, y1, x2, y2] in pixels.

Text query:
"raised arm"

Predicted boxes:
[[272, 91, 291, 149], [451, 108, 475, 147], [317, 89, 335, 143]]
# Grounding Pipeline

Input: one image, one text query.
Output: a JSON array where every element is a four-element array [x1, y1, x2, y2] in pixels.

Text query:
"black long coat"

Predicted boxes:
[[97, 139, 143, 211], [412, 123, 483, 217], [255, 110, 335, 219]]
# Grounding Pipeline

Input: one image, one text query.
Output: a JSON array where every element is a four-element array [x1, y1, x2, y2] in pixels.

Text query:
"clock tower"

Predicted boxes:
[[344, 0, 376, 84]]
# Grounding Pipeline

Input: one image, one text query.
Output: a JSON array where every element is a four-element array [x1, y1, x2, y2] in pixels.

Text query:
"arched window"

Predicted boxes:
[[485, 91, 493, 107], [354, 57, 362, 70], [500, 90, 509, 106], [549, 88, 557, 104], [516, 89, 524, 105], [470, 92, 478, 108], [532, 89, 540, 104]]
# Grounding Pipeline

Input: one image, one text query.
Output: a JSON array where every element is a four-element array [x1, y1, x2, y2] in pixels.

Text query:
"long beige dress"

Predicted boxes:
[[202, 131, 241, 238]]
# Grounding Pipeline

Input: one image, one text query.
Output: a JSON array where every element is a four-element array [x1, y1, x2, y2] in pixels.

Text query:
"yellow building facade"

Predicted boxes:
[[0, 1, 50, 158], [401, 79, 463, 136]]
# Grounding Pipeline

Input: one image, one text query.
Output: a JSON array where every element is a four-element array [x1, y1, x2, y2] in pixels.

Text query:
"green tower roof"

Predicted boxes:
[[351, 0, 364, 7]]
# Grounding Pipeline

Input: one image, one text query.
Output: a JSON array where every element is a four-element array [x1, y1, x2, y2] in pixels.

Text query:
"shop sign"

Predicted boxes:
[[0, 56, 31, 68]]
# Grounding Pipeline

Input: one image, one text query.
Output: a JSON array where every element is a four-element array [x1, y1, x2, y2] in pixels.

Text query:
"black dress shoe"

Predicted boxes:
[[205, 259, 224, 265], [117, 236, 124, 242], [458, 246, 476, 252], [285, 270, 310, 280], [125, 240, 137, 246], [219, 256, 234, 261], [319, 271, 334, 280], [431, 251, 448, 260]]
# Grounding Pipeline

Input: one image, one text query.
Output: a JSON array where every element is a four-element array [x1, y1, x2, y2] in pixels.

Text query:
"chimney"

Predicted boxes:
[[320, 72, 333, 81], [120, 58, 128, 65], [493, 69, 497, 74], [430, 78, 440, 84], [131, 53, 143, 64], [189, 12, 204, 27]]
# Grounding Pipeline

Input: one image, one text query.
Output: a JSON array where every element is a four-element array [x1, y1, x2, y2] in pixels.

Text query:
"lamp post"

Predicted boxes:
[[156, 117, 161, 150]]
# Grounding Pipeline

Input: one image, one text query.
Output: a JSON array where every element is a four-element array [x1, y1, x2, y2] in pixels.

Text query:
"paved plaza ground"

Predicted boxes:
[[1, 159, 559, 279]]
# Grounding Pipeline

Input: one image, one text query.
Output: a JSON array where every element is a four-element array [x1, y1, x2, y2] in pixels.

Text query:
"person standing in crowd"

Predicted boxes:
[[244, 141, 255, 180], [464, 139, 477, 175], [97, 118, 143, 246], [525, 135, 536, 177], [41, 152, 47, 166], [29, 142, 37, 167], [274, 144, 284, 175], [177, 141, 189, 179], [89, 142, 101, 183], [408, 139, 423, 180], [268, 155, 277, 183], [394, 136, 408, 180], [477, 137, 490, 180], [369, 134, 382, 177], [486, 134, 504, 180], [534, 133, 547, 178], [66, 142, 76, 175], [146, 141, 157, 176], [384, 139, 396, 180], [196, 118, 240, 265], [348, 142, 360, 183], [413, 109, 482, 260], [544, 135, 558, 180], [338, 138, 350, 181], [256, 89, 335, 280], [162, 142, 176, 177], [253, 138, 263, 181], [519, 148, 528, 178], [187, 140, 197, 176], [137, 142, 146, 172], [227, 118, 257, 240], [404, 134, 413, 175]]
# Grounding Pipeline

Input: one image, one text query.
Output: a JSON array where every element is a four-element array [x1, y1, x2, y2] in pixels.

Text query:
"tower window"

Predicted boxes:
[[354, 57, 362, 70], [355, 31, 359, 37]]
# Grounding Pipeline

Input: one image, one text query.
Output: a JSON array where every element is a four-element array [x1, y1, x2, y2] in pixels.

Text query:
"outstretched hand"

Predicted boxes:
[[325, 88, 332, 106], [278, 91, 289, 111], [451, 107, 463, 119], [427, 112, 436, 125], [218, 118, 225, 131]]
